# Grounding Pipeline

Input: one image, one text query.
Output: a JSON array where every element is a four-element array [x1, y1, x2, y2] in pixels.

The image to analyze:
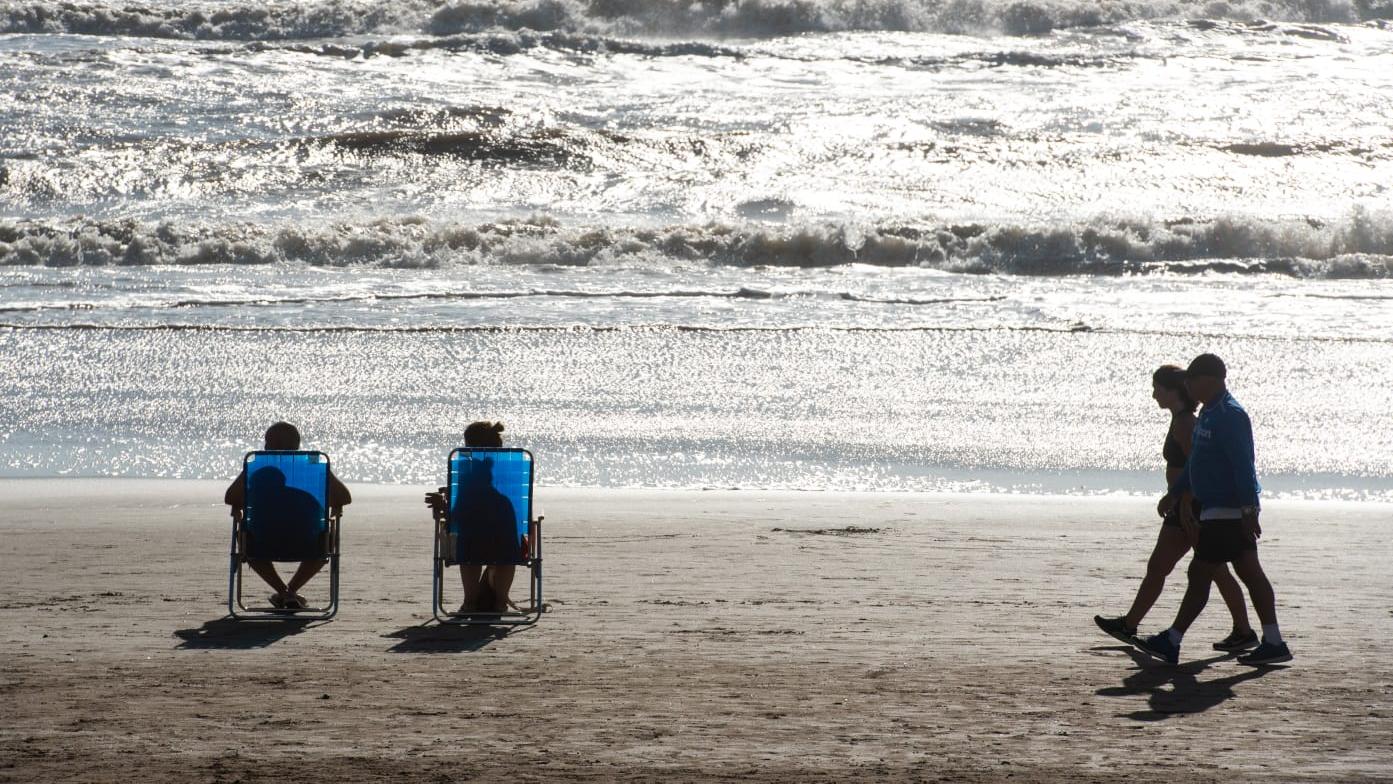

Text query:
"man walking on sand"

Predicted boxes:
[[1134, 354, 1293, 667]]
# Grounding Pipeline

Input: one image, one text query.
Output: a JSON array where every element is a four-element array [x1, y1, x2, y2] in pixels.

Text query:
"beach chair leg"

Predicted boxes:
[[229, 558, 254, 620], [534, 559, 543, 621], [319, 552, 339, 621], [227, 555, 238, 619], [431, 527, 451, 625]]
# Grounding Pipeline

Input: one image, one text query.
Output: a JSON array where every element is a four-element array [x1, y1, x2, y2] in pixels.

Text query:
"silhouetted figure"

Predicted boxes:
[[226, 421, 351, 610], [1094, 365, 1255, 652], [244, 466, 323, 560], [1135, 355, 1293, 666], [454, 458, 519, 564], [424, 420, 518, 613]]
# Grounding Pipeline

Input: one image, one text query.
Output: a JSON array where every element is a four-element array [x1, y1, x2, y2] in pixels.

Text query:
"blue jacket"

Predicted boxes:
[[1170, 390, 1261, 510]]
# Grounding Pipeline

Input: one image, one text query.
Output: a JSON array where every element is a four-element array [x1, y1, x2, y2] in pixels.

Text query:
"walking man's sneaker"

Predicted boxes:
[[1212, 629, 1260, 652], [1094, 615, 1138, 645], [1237, 640, 1293, 666], [1134, 632, 1181, 665]]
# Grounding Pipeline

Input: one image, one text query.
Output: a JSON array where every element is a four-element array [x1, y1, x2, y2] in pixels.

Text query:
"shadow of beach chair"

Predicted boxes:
[[431, 447, 543, 626], [228, 450, 341, 621]]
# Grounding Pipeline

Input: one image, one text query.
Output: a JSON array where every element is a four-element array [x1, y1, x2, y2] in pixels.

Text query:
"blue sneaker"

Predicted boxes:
[[1237, 640, 1292, 666], [1134, 631, 1180, 665]]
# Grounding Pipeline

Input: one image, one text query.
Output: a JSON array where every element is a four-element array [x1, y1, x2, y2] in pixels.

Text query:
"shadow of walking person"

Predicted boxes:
[[1096, 647, 1276, 721]]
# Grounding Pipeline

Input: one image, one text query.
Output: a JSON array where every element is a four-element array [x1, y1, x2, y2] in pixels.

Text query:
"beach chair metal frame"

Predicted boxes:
[[431, 447, 543, 626], [228, 450, 341, 621]]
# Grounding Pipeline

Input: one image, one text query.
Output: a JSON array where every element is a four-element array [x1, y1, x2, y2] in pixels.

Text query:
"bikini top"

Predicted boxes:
[[1163, 431, 1187, 468]]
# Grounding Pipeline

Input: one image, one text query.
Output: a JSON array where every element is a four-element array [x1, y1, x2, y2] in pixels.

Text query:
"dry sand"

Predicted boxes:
[[1, 479, 1390, 782]]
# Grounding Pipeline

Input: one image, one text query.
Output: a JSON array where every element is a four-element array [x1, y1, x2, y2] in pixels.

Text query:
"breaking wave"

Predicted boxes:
[[3, 212, 1391, 277], [3, 0, 1390, 41]]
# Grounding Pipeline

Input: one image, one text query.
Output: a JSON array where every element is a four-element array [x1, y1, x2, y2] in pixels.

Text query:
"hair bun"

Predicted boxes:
[[493, 422, 505, 433]]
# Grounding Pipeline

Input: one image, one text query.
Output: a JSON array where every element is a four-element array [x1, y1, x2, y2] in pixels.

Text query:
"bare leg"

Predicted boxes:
[[460, 564, 484, 610], [1171, 557, 1221, 635], [247, 560, 289, 596], [1212, 563, 1254, 633], [490, 565, 516, 612], [1230, 551, 1278, 626], [286, 559, 327, 595], [1123, 525, 1189, 629]]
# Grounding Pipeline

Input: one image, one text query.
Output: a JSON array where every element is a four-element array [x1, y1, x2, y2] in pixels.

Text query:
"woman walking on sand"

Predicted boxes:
[[1094, 365, 1258, 652]]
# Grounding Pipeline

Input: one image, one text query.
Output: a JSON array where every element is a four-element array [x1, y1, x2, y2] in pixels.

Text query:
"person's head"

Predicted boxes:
[[1184, 353, 1228, 404], [249, 465, 286, 490], [464, 420, 505, 448], [264, 421, 301, 451], [1151, 364, 1196, 413]]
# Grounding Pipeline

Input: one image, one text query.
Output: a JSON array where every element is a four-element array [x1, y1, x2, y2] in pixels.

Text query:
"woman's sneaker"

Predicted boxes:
[[1094, 615, 1138, 645], [1212, 629, 1260, 652], [1237, 640, 1293, 666], [1134, 631, 1181, 665]]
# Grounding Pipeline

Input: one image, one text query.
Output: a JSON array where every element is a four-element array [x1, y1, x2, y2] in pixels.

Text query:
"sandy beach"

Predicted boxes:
[[1, 479, 1390, 782]]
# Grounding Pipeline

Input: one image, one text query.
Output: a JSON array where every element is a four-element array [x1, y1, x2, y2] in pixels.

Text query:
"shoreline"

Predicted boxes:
[[2, 480, 1390, 782], [3, 476, 1391, 507]]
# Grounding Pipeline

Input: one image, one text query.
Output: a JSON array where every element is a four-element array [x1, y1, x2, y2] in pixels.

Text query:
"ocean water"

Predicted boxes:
[[2, 0, 1391, 498]]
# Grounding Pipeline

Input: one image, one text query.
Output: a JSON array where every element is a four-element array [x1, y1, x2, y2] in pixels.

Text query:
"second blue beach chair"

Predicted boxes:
[[431, 448, 543, 625]]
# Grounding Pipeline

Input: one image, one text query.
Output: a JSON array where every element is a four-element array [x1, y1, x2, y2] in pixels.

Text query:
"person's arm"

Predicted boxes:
[[1220, 409, 1260, 509], [1174, 412, 1195, 455], [1220, 408, 1262, 537], [225, 469, 245, 508], [1173, 412, 1199, 542], [327, 470, 351, 510], [1165, 463, 1192, 498]]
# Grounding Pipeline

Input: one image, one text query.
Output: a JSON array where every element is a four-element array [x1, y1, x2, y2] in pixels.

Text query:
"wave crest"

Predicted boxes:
[[2, 0, 1385, 41], [3, 212, 1391, 277], [429, 0, 1377, 36]]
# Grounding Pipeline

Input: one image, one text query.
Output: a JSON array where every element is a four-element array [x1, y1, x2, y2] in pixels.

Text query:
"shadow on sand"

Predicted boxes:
[[1094, 645, 1279, 721], [174, 616, 316, 649], [384, 622, 517, 653]]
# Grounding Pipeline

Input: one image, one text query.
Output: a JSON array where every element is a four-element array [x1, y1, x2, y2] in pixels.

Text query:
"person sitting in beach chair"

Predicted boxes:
[[425, 421, 542, 623], [226, 422, 350, 614]]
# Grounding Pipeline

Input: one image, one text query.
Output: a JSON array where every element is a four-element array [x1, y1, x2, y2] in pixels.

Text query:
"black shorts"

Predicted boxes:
[[1162, 499, 1203, 529], [1194, 518, 1257, 563]]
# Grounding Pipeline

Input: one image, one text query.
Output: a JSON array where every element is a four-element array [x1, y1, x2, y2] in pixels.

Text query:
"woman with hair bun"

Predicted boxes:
[[425, 420, 517, 613], [1094, 365, 1257, 653]]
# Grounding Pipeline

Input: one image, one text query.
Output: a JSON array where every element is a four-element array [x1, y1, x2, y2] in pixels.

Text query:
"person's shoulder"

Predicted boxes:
[[1222, 393, 1250, 418]]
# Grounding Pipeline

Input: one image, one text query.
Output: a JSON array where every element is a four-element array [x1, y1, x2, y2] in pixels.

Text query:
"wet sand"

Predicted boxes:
[[1, 480, 1390, 782]]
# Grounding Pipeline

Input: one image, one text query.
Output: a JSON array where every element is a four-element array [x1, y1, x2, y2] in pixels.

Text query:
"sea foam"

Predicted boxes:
[[3, 0, 1389, 42], [3, 212, 1390, 276]]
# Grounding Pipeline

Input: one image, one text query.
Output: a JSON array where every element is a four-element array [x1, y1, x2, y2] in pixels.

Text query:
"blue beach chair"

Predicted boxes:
[[432, 448, 543, 625], [228, 450, 341, 620]]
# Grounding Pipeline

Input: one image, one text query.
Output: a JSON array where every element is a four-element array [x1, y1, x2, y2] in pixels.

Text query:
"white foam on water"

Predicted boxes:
[[3, 3, 1392, 496], [3, 0, 1389, 41], [3, 213, 1391, 276]]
